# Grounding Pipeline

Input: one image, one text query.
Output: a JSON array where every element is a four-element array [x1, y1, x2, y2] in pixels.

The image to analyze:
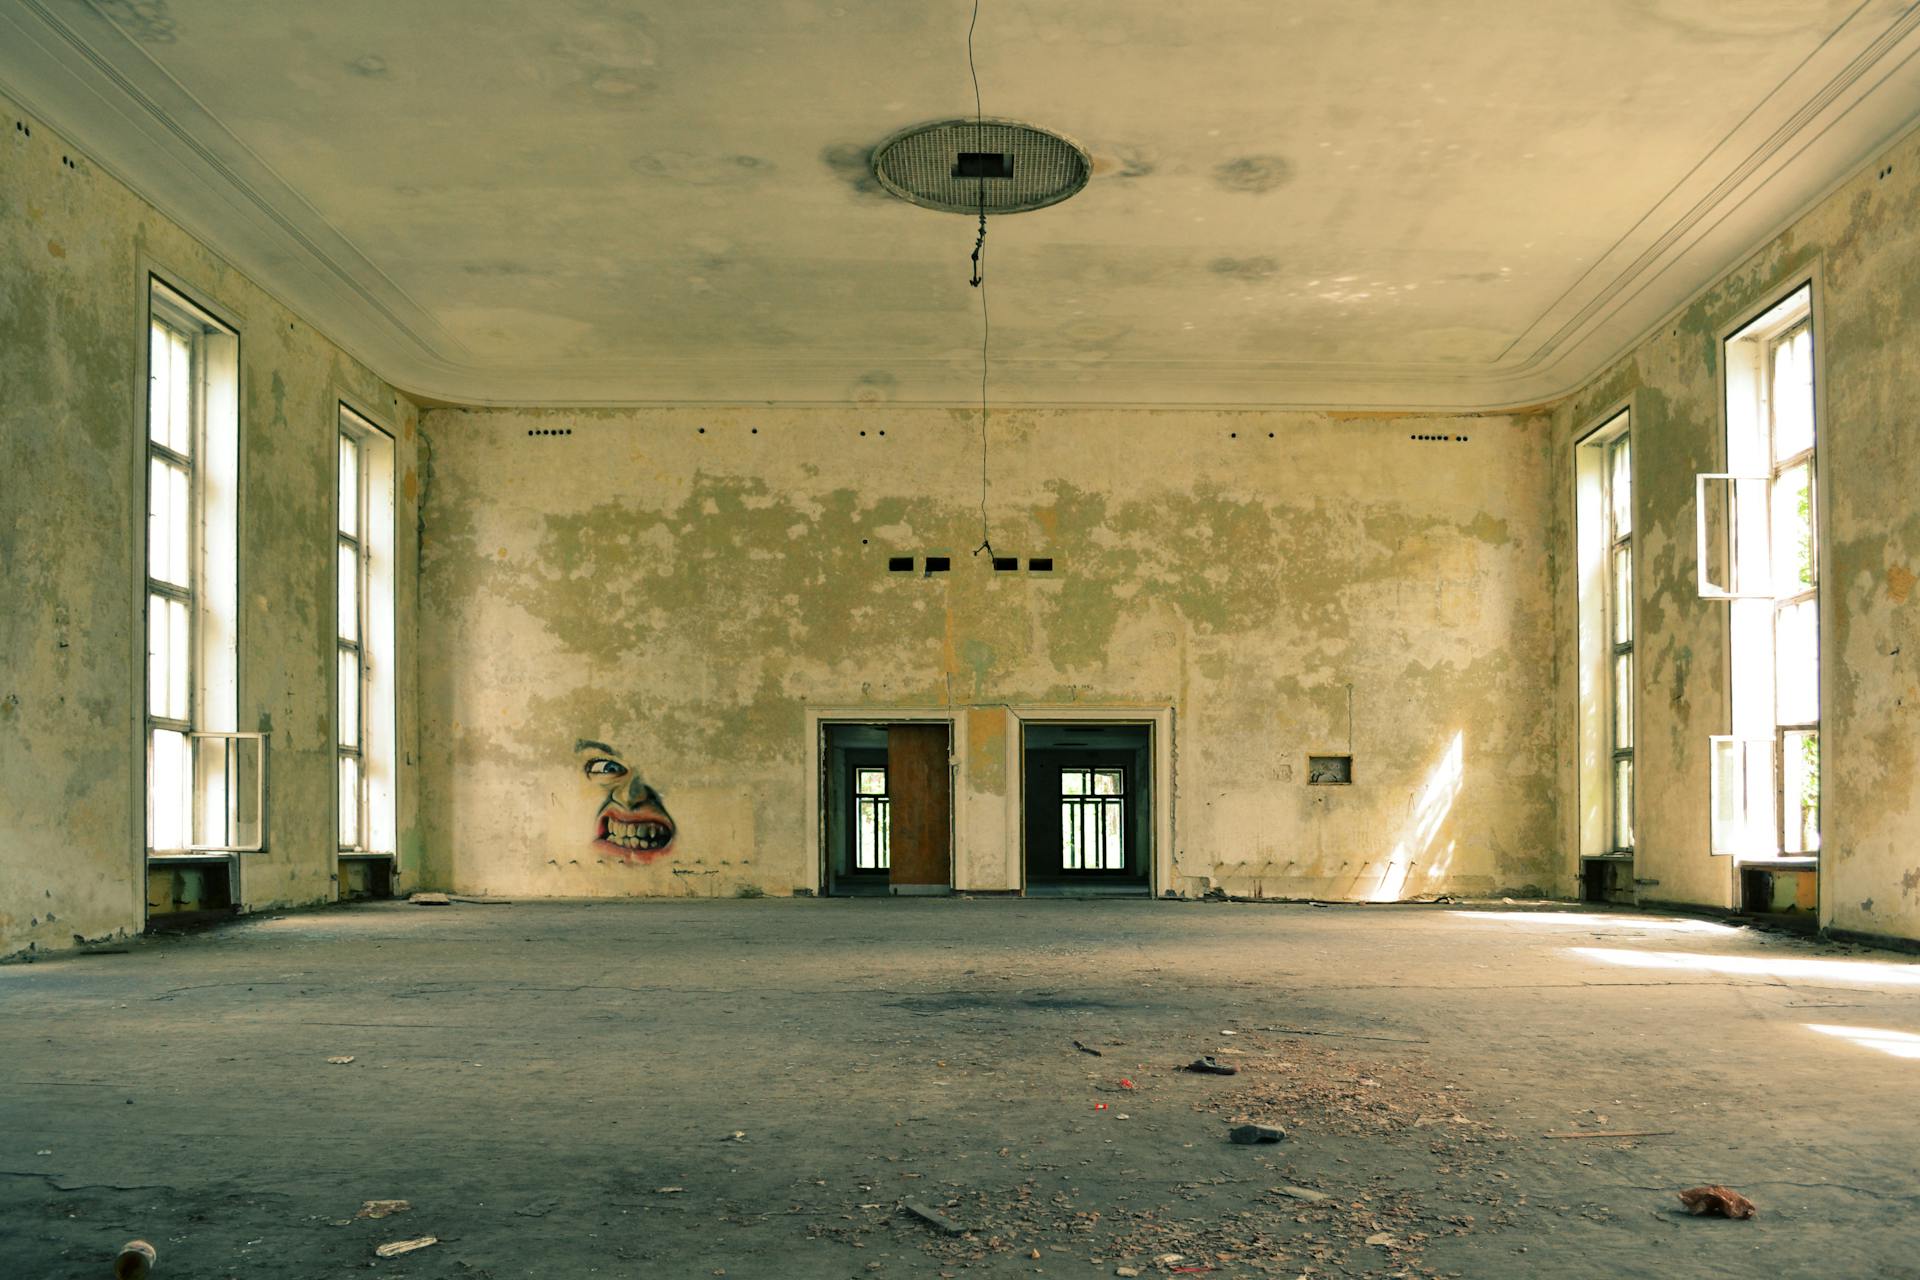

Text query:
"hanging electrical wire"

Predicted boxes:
[[967, 0, 994, 558]]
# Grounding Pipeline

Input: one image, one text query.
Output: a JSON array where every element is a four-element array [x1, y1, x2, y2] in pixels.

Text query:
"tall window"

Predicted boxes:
[[1061, 767, 1126, 871], [337, 406, 398, 859], [854, 767, 890, 870], [1575, 410, 1632, 873], [1766, 322, 1819, 854], [1705, 285, 1819, 859], [145, 280, 247, 855], [1604, 433, 1634, 853]]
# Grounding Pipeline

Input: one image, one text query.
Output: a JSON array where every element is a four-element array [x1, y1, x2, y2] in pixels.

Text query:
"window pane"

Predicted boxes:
[[151, 729, 190, 851], [147, 596, 169, 718], [856, 799, 876, 868], [1611, 544, 1633, 644], [148, 458, 191, 587], [338, 542, 360, 643], [339, 755, 361, 848], [855, 768, 886, 796], [1773, 327, 1814, 460], [1608, 437, 1632, 536], [1771, 461, 1815, 596], [1613, 653, 1633, 751], [1782, 729, 1820, 854], [148, 595, 190, 720], [1102, 801, 1123, 869], [149, 323, 170, 445], [168, 595, 189, 720], [1775, 598, 1819, 725], [149, 323, 192, 454], [1093, 769, 1123, 796], [1061, 769, 1086, 796], [1612, 757, 1634, 851], [338, 647, 360, 750], [339, 435, 359, 538], [1062, 805, 1080, 868]]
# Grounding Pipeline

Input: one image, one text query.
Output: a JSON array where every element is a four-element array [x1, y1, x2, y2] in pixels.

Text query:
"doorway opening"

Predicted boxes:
[[822, 722, 953, 896], [1023, 723, 1153, 895]]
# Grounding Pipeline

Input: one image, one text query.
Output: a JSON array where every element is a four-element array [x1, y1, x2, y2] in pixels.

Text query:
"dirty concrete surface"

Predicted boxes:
[[3, 900, 1917, 1279]]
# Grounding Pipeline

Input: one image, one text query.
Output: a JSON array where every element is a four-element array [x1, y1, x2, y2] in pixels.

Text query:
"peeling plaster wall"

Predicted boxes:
[[420, 406, 1556, 901], [1551, 120, 1920, 940], [0, 91, 424, 958]]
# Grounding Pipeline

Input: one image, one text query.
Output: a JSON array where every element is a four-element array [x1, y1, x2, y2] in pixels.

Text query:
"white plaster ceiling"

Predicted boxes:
[[4, 0, 1920, 408]]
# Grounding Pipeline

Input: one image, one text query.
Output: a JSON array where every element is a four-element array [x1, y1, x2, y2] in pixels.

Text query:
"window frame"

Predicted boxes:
[[1603, 431, 1634, 855], [1765, 318, 1819, 856], [1710, 281, 1823, 865], [1059, 765, 1128, 872], [851, 765, 891, 872], [337, 423, 370, 853]]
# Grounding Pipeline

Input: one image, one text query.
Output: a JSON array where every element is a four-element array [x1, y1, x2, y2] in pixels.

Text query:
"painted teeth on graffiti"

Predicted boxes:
[[575, 738, 677, 864]]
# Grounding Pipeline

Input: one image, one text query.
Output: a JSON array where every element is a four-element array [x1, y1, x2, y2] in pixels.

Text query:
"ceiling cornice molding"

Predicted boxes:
[[4, 0, 1918, 412]]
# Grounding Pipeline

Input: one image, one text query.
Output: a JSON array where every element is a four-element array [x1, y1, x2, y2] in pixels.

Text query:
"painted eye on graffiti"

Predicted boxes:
[[584, 757, 628, 779]]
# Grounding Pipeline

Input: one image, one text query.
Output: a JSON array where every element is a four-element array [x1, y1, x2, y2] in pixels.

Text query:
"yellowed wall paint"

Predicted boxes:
[[418, 406, 1559, 900], [0, 90, 424, 958], [1551, 119, 1920, 940]]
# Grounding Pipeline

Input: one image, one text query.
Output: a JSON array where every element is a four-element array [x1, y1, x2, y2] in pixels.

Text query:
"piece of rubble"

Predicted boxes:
[[1228, 1123, 1286, 1144], [408, 892, 451, 906], [356, 1199, 410, 1219], [374, 1237, 438, 1258], [1677, 1185, 1756, 1219], [904, 1200, 968, 1236]]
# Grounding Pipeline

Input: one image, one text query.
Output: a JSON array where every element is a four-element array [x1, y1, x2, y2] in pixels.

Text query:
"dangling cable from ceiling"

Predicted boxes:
[[967, 0, 994, 559]]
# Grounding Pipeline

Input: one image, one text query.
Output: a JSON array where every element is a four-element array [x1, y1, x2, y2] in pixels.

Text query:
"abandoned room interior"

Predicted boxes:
[[5, 2, 1920, 1276]]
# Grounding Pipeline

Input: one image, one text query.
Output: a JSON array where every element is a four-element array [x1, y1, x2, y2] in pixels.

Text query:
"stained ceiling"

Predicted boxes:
[[4, 0, 1919, 407]]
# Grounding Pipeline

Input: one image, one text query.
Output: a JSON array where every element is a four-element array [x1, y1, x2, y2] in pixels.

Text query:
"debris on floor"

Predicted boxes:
[[408, 892, 451, 906], [904, 1200, 969, 1235], [1183, 1056, 1237, 1076], [374, 1236, 438, 1257], [325, 1055, 355, 1065], [355, 1199, 411, 1219], [1228, 1122, 1286, 1144], [1677, 1185, 1757, 1219], [112, 1239, 157, 1280], [1072, 1040, 1103, 1057]]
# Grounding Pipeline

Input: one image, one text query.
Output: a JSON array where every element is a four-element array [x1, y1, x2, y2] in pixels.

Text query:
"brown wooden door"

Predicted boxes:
[[887, 724, 952, 891]]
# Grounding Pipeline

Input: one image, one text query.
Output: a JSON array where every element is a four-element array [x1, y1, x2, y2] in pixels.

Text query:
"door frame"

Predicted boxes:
[[806, 707, 963, 896], [1008, 706, 1175, 897]]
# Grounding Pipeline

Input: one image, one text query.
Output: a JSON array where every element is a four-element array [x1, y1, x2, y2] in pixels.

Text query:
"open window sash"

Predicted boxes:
[[1696, 474, 1773, 600], [1708, 735, 1774, 858], [186, 731, 268, 853]]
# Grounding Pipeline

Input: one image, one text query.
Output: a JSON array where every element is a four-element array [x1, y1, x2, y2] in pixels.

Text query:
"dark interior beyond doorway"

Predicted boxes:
[[1023, 723, 1152, 895]]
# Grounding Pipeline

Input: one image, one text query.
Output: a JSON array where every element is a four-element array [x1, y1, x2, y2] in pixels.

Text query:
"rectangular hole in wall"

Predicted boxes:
[[992, 556, 1019, 571], [924, 556, 951, 574], [888, 557, 914, 572], [1028, 557, 1053, 573], [1307, 755, 1353, 785]]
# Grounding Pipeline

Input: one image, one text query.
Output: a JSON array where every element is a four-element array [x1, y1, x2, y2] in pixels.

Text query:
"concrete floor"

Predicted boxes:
[[4, 900, 1918, 1279]]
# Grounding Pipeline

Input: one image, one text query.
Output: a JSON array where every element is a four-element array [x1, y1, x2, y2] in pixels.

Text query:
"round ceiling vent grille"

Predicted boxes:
[[871, 118, 1090, 215]]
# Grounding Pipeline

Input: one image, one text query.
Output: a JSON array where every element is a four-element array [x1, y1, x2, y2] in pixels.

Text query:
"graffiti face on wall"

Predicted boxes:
[[575, 739, 677, 862]]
